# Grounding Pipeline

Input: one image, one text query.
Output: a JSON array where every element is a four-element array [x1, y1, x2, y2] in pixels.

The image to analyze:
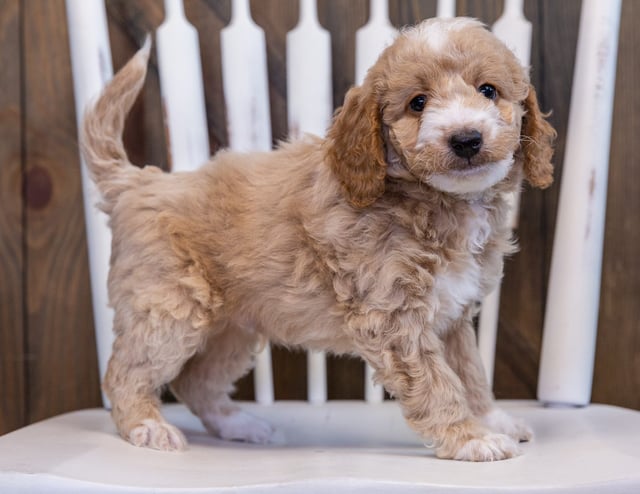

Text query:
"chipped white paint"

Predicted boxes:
[[221, 0, 272, 153], [65, 0, 115, 408], [287, 0, 332, 140], [492, 0, 532, 71], [157, 0, 210, 172], [538, 0, 622, 407]]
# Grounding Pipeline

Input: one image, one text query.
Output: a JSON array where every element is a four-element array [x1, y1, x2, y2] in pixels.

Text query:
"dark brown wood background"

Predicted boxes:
[[1, 0, 638, 436]]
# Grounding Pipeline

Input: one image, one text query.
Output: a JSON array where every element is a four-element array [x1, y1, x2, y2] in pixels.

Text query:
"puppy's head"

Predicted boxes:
[[327, 18, 555, 207]]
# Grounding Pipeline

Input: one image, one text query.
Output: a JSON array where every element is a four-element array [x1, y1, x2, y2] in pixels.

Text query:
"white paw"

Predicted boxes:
[[453, 433, 521, 462], [203, 410, 274, 444], [129, 418, 187, 451], [482, 408, 533, 442]]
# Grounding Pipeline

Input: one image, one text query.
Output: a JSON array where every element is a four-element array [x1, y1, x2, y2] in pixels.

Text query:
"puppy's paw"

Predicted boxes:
[[482, 408, 533, 442], [129, 418, 187, 451], [451, 433, 521, 462], [202, 409, 274, 444]]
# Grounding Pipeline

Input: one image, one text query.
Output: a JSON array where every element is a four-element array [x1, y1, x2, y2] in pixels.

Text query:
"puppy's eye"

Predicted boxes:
[[478, 84, 497, 100], [409, 95, 427, 112]]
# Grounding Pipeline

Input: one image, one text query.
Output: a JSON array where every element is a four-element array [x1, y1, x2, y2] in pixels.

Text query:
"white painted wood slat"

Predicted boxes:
[[538, 0, 622, 406], [436, 0, 456, 19], [65, 0, 115, 408], [157, 0, 210, 173]]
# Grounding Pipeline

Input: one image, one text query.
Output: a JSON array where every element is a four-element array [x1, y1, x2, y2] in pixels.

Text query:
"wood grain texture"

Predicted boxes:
[[22, 0, 100, 423], [0, 0, 25, 435], [389, 0, 437, 26], [456, 0, 501, 23]]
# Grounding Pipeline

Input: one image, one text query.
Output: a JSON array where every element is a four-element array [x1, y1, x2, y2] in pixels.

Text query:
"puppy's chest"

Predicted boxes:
[[430, 202, 494, 330]]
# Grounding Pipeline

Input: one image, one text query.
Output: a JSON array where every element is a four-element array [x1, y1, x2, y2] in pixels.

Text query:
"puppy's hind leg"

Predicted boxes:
[[104, 313, 207, 452], [171, 323, 274, 444]]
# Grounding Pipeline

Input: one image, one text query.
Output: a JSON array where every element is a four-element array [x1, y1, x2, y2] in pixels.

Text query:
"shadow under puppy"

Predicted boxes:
[[82, 17, 555, 461]]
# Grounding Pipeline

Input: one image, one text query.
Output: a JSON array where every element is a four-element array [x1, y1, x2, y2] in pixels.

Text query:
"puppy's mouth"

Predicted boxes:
[[426, 154, 514, 195], [450, 156, 487, 172], [446, 151, 505, 175]]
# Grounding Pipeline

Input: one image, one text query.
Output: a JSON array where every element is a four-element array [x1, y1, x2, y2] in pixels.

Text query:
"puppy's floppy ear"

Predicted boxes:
[[520, 85, 556, 188], [326, 85, 387, 208]]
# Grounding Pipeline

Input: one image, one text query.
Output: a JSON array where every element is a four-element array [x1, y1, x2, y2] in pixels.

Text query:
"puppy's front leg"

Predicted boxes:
[[443, 315, 533, 443], [441, 314, 493, 417], [351, 311, 520, 461]]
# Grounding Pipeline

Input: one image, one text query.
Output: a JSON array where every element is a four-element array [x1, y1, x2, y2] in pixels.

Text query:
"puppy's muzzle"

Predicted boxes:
[[449, 130, 483, 159]]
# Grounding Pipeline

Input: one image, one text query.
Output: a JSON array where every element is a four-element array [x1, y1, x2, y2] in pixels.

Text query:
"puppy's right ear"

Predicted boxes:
[[521, 85, 556, 189], [326, 85, 387, 208]]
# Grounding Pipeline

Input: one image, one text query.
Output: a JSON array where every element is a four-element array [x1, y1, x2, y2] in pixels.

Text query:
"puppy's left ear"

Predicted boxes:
[[521, 85, 556, 188], [326, 85, 387, 208]]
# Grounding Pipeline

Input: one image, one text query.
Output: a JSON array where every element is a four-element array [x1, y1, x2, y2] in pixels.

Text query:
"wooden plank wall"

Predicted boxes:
[[0, 0, 25, 434], [1, 0, 638, 435]]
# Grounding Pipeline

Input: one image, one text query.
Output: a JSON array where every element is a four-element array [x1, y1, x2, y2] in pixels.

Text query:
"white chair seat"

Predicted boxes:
[[1, 400, 639, 493]]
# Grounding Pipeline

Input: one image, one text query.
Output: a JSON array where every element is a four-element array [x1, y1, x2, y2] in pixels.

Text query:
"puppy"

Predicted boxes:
[[82, 17, 555, 461]]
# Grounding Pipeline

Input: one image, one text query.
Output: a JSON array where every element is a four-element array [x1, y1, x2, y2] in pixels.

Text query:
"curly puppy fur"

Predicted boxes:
[[82, 18, 555, 460]]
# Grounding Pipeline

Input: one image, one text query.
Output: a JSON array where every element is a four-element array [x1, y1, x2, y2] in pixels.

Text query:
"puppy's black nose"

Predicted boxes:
[[450, 130, 483, 159]]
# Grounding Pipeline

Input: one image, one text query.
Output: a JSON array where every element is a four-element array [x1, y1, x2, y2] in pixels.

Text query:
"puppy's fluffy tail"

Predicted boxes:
[[81, 37, 151, 208]]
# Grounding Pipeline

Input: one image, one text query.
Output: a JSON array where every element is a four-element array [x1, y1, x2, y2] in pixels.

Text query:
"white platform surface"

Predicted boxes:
[[1, 400, 639, 493]]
